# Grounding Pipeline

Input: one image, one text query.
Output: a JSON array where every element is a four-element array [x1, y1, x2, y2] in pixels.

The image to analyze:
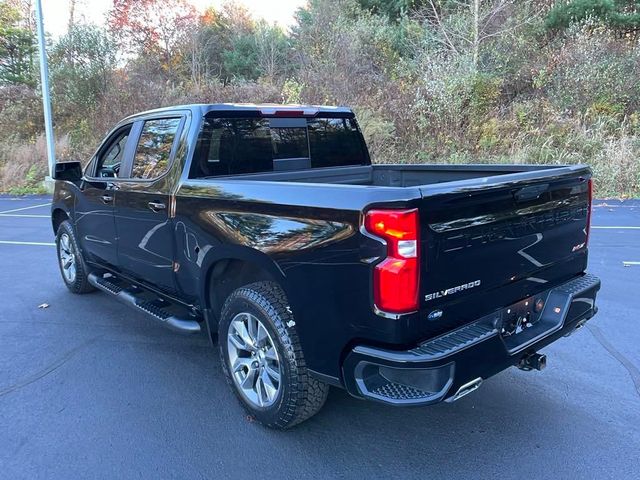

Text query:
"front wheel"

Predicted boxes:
[[55, 220, 95, 294], [218, 281, 329, 429]]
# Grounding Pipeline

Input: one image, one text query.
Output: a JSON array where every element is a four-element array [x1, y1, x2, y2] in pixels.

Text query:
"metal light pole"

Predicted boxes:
[[34, 0, 56, 178]]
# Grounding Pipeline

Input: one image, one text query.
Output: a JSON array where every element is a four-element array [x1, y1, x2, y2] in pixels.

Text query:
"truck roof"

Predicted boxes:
[[123, 103, 354, 122]]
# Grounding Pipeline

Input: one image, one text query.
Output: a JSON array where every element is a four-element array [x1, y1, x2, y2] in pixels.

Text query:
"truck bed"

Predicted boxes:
[[216, 163, 568, 188]]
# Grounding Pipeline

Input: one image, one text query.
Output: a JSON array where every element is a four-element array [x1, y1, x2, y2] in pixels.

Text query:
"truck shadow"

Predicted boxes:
[[103, 316, 619, 479], [244, 367, 621, 478]]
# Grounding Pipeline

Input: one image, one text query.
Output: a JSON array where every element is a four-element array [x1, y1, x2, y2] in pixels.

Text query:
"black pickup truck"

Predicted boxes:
[[51, 103, 600, 428]]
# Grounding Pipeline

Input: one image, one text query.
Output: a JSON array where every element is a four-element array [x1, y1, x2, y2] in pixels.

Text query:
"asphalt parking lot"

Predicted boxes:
[[1, 195, 639, 479]]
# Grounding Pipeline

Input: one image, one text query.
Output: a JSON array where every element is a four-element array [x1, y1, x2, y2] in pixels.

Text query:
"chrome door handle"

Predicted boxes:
[[101, 194, 113, 204], [148, 201, 166, 212]]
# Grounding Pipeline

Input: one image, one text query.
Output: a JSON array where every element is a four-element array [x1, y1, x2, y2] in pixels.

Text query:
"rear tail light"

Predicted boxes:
[[586, 178, 593, 246], [365, 209, 420, 314]]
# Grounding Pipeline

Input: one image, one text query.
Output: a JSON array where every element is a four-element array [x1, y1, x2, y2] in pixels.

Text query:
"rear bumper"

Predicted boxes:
[[342, 273, 601, 406]]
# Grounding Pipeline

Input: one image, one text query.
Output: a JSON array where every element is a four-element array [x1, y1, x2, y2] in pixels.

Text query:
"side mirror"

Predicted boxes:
[[53, 161, 83, 182]]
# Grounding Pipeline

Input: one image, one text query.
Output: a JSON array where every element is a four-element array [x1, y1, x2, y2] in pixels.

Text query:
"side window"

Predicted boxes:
[[131, 118, 181, 180], [95, 127, 131, 178]]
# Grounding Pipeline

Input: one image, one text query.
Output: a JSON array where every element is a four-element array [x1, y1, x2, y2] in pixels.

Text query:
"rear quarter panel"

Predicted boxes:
[[174, 179, 422, 377]]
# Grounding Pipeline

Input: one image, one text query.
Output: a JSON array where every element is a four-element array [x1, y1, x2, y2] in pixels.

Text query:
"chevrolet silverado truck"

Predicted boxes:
[[51, 103, 601, 428]]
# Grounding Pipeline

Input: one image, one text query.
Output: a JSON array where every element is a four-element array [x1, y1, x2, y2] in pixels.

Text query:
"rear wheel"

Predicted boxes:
[[218, 281, 329, 429], [55, 220, 95, 294]]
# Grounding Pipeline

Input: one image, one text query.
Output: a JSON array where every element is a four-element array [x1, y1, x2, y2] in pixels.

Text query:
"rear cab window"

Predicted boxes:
[[131, 118, 182, 180], [190, 115, 369, 178]]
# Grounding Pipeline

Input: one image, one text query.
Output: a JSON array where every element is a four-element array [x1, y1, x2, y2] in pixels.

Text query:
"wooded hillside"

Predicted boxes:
[[1, 0, 639, 196]]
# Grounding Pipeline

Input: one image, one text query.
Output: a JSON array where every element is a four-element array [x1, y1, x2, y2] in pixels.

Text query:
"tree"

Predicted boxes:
[[219, 2, 260, 81], [50, 24, 116, 111], [0, 0, 36, 86], [185, 7, 230, 84], [108, 0, 196, 75], [184, 5, 259, 84], [253, 21, 291, 81], [184, 4, 291, 84], [222, 32, 260, 80], [421, 0, 539, 71]]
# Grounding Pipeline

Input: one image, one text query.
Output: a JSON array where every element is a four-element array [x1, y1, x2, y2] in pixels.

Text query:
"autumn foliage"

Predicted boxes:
[[0, 0, 639, 196], [108, 0, 196, 73]]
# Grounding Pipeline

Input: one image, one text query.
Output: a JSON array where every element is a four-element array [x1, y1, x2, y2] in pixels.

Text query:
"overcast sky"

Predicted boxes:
[[42, 0, 307, 38]]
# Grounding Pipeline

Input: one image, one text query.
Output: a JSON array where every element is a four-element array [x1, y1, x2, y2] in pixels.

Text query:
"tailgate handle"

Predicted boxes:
[[514, 184, 549, 202]]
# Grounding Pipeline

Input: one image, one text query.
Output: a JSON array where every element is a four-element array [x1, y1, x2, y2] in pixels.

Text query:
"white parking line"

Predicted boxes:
[[593, 203, 638, 208], [0, 240, 55, 246], [592, 226, 640, 230], [0, 202, 51, 214], [0, 214, 50, 218]]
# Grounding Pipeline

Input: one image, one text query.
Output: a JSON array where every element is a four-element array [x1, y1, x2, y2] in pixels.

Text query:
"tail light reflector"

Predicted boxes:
[[365, 209, 420, 314]]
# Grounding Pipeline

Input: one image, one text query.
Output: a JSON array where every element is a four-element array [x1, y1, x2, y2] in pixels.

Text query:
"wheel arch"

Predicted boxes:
[[51, 181, 78, 234], [199, 246, 292, 341], [51, 208, 70, 234]]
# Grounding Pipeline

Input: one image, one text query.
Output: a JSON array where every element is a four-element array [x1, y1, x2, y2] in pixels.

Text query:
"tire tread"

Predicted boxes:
[[219, 281, 329, 429]]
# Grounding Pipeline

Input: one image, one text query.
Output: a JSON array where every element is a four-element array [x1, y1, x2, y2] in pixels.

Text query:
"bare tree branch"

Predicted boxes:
[[427, 0, 460, 55]]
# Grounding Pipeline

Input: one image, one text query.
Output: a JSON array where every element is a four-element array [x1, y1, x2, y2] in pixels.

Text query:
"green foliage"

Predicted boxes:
[[469, 74, 502, 120], [187, 7, 292, 83], [50, 24, 116, 113], [281, 78, 304, 103], [587, 99, 625, 118], [7, 164, 46, 194], [67, 118, 93, 154], [222, 33, 260, 80], [545, 0, 640, 33], [357, 0, 426, 19], [0, 1, 36, 86], [354, 106, 397, 158]]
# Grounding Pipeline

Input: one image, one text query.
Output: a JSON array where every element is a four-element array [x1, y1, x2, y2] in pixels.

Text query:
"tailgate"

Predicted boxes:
[[418, 166, 591, 329]]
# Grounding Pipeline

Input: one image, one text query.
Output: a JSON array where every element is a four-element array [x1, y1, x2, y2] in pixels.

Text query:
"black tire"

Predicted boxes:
[[218, 281, 329, 429], [55, 220, 95, 294]]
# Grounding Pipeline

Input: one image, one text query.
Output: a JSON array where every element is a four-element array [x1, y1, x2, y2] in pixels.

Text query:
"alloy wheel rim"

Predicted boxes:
[[227, 312, 281, 408], [58, 233, 77, 283]]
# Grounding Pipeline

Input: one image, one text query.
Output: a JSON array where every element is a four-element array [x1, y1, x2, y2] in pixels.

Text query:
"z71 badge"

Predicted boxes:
[[425, 280, 481, 302]]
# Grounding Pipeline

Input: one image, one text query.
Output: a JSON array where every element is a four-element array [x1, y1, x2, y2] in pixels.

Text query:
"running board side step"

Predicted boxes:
[[88, 273, 201, 334]]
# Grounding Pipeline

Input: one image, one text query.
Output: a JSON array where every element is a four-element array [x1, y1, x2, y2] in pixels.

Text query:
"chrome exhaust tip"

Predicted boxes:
[[565, 318, 588, 337], [446, 377, 483, 403]]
